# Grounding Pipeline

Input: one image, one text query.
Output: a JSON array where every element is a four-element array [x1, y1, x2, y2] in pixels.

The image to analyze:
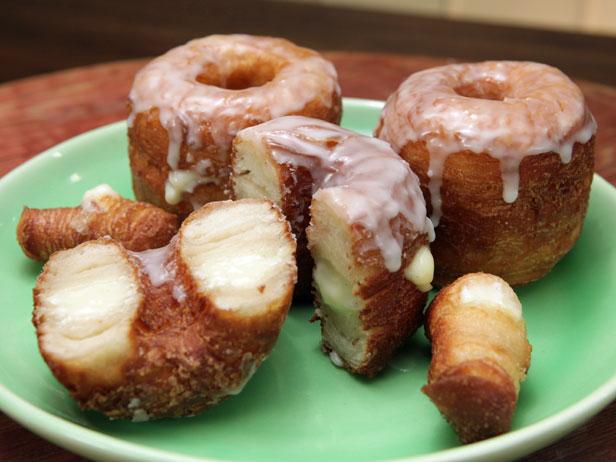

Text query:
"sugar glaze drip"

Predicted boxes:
[[128, 35, 340, 207], [240, 116, 434, 272], [376, 61, 597, 226], [129, 239, 186, 304]]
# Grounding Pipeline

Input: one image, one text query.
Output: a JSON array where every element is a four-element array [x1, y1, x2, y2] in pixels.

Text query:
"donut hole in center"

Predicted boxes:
[[454, 79, 507, 101], [196, 54, 285, 90]]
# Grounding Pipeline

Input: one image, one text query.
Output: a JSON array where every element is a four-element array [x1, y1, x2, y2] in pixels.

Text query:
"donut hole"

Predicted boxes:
[[196, 55, 283, 90], [454, 79, 507, 101]]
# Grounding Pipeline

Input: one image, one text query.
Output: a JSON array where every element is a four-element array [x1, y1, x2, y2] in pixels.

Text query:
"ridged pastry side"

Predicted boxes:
[[308, 195, 429, 377], [17, 184, 178, 261], [423, 273, 532, 443], [399, 140, 594, 286]]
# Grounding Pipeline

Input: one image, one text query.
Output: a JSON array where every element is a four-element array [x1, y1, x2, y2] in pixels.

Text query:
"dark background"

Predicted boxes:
[[3, 0, 616, 85]]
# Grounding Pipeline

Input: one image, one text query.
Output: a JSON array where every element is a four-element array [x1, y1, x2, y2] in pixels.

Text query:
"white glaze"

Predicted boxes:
[[131, 243, 189, 304], [81, 184, 118, 213], [377, 61, 597, 225], [458, 274, 522, 320], [329, 350, 344, 368], [131, 409, 150, 423], [129, 34, 340, 206], [172, 283, 187, 303], [131, 245, 173, 287], [239, 116, 434, 272], [226, 353, 257, 395], [71, 184, 119, 233]]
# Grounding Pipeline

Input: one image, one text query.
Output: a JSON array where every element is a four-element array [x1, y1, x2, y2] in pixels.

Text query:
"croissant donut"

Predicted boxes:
[[17, 184, 178, 261], [376, 61, 596, 286], [423, 273, 532, 443], [128, 34, 342, 218], [33, 199, 297, 420], [232, 116, 435, 377]]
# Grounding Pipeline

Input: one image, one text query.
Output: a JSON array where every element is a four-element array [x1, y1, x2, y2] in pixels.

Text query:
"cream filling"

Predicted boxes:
[[164, 160, 218, 207], [313, 258, 358, 313], [165, 170, 203, 205], [313, 258, 367, 369], [404, 245, 434, 292]]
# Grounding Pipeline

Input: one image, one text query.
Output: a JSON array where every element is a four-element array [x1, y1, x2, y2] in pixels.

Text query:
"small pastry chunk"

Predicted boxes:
[[232, 116, 434, 377], [422, 273, 532, 443], [128, 34, 341, 218], [376, 61, 596, 286], [17, 184, 178, 261], [33, 199, 297, 420]]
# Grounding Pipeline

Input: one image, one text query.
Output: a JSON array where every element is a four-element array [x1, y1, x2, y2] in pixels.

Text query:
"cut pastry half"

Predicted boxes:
[[232, 116, 434, 377], [33, 199, 297, 420]]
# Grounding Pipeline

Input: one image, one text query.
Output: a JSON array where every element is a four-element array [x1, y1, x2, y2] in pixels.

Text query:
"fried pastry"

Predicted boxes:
[[423, 273, 532, 443], [376, 61, 596, 286], [129, 34, 342, 218], [232, 116, 434, 376], [33, 199, 297, 420]]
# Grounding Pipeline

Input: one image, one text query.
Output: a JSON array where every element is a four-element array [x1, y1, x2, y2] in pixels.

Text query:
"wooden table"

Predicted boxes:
[[0, 52, 615, 461]]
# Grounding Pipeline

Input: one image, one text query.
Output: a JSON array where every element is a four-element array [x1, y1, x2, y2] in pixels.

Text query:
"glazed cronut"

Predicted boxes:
[[231, 116, 435, 377]]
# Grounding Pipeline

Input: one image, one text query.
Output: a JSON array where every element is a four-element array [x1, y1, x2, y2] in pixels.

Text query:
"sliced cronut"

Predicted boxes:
[[33, 199, 297, 420], [231, 116, 434, 377]]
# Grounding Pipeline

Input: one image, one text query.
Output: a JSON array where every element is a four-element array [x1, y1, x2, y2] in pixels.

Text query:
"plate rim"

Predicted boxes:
[[1, 97, 615, 462]]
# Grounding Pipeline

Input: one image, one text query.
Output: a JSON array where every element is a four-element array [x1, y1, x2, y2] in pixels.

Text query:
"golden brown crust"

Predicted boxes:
[[33, 200, 296, 420], [394, 139, 595, 286], [19, 207, 80, 261], [128, 43, 342, 219], [86, 240, 294, 418], [422, 359, 517, 444], [423, 273, 531, 443], [357, 232, 428, 377], [17, 194, 178, 261], [230, 117, 429, 376], [316, 222, 429, 378]]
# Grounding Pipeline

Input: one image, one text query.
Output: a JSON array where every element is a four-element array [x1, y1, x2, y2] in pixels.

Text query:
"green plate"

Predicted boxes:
[[0, 98, 615, 462]]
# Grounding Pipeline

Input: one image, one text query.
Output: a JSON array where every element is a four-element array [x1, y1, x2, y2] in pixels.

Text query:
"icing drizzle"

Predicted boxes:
[[376, 61, 597, 225], [130, 240, 187, 304], [128, 35, 340, 208], [239, 116, 434, 272]]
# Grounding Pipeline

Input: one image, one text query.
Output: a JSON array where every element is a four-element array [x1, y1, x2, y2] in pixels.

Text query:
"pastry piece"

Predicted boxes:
[[17, 184, 178, 261], [423, 273, 532, 443], [232, 116, 434, 377], [128, 34, 342, 218], [33, 199, 297, 420], [376, 61, 596, 286]]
